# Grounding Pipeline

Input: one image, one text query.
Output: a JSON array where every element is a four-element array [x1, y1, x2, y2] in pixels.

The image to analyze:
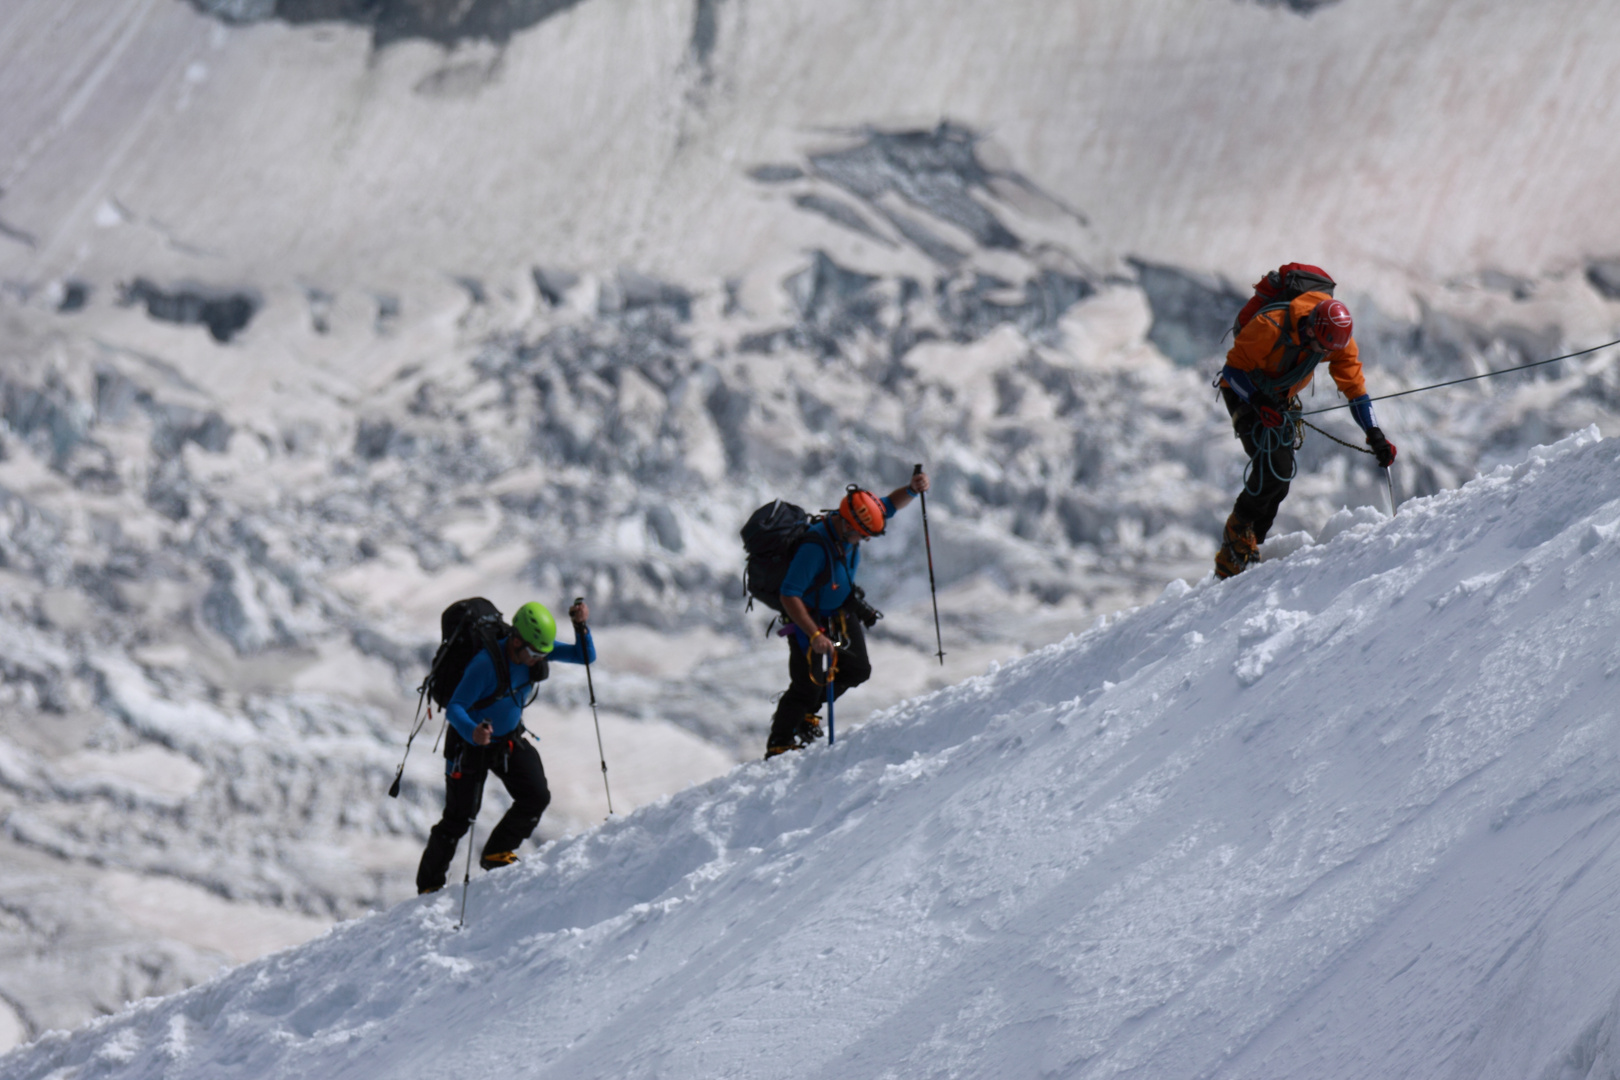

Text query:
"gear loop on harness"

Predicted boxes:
[[805, 611, 849, 687]]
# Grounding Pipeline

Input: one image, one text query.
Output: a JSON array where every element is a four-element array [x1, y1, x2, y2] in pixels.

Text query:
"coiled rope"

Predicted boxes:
[[1243, 411, 1305, 495]]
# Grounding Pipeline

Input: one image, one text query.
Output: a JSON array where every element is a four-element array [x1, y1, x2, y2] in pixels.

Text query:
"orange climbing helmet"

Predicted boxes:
[[838, 485, 887, 538]]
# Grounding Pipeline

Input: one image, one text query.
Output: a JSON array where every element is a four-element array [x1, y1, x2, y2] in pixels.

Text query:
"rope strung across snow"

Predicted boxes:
[[1301, 335, 1620, 418]]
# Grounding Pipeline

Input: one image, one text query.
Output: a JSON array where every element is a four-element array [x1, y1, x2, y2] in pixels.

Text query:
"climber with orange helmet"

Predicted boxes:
[[766, 470, 930, 757], [1215, 266, 1396, 579]]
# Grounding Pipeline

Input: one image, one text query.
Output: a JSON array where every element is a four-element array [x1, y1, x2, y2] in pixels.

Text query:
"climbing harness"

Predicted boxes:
[[805, 612, 848, 688]]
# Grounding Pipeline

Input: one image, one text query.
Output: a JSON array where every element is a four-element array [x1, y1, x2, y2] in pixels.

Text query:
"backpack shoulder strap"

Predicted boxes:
[[1253, 298, 1295, 322], [796, 521, 845, 594], [469, 638, 515, 712], [1244, 299, 1326, 398]]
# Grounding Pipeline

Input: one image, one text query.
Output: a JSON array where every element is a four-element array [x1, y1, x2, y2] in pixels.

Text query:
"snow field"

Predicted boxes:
[[9, 428, 1620, 1077], [6, 0, 1620, 1054]]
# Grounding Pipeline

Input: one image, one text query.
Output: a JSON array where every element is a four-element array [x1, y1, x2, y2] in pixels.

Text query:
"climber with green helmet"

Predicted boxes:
[[415, 599, 594, 895]]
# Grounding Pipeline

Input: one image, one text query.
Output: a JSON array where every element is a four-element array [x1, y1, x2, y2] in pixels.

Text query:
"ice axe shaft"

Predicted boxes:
[[914, 463, 945, 665], [574, 597, 614, 817], [1384, 464, 1398, 517], [826, 651, 836, 745]]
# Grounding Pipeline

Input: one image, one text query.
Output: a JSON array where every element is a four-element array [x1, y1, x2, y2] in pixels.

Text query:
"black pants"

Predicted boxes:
[[769, 608, 872, 746], [415, 730, 551, 893], [1224, 386, 1297, 543]]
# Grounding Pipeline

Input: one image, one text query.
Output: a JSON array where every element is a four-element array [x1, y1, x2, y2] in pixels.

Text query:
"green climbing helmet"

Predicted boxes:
[[512, 602, 557, 654]]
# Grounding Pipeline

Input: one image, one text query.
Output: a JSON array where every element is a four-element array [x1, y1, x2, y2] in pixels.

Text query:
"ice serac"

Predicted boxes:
[[10, 428, 1620, 1078]]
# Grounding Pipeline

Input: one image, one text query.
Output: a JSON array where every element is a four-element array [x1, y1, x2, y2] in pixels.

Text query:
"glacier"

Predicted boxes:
[[4, 0, 1620, 1051], [7, 428, 1620, 1078]]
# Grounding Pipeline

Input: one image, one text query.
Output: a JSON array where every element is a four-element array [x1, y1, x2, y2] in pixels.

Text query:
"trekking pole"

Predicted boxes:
[[914, 464, 945, 665], [392, 622, 468, 797], [457, 822, 476, 929], [388, 686, 430, 798], [574, 598, 614, 817]]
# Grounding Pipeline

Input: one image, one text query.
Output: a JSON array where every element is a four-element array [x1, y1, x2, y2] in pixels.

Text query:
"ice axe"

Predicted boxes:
[[573, 597, 614, 817], [825, 651, 836, 746], [914, 464, 945, 665]]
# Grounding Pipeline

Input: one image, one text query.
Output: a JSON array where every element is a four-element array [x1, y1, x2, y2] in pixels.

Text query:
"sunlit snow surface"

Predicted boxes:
[[9, 428, 1620, 1078]]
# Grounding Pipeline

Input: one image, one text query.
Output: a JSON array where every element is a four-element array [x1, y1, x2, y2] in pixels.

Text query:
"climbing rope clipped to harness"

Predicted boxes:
[[1243, 405, 1305, 497]]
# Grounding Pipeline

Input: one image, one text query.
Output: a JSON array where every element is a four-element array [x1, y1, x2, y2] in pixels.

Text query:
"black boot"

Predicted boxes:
[[765, 715, 824, 758]]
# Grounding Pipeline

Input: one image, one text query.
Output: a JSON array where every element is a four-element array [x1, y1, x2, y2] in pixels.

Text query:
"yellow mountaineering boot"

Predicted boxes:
[[479, 851, 520, 871], [795, 714, 824, 748], [1214, 514, 1260, 579], [765, 715, 825, 759]]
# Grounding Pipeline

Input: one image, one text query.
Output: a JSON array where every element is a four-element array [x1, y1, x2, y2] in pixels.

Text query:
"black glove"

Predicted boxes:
[[1251, 393, 1284, 429], [1365, 427, 1396, 468]]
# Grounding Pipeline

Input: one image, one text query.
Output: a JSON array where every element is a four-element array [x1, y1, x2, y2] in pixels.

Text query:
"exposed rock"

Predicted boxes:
[[1251, 0, 1343, 13], [1588, 258, 1620, 301], [189, 0, 591, 48], [117, 279, 259, 343]]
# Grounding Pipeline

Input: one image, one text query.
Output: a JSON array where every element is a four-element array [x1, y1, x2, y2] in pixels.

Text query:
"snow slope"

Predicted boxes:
[[10, 426, 1620, 1078], [6, 0, 1620, 1053]]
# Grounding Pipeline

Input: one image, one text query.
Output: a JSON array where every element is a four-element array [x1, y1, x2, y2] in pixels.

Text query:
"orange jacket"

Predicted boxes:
[[1222, 290, 1366, 402]]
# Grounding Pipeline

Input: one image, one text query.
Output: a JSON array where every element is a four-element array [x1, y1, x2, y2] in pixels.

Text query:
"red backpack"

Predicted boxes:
[[1233, 263, 1336, 337]]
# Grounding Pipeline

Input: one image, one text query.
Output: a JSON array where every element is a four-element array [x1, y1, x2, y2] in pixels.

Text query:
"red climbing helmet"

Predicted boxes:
[[1309, 298, 1353, 351], [838, 486, 887, 538]]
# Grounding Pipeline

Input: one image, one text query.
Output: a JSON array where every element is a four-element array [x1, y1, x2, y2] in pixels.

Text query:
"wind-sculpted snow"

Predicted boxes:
[[12, 428, 1620, 1077]]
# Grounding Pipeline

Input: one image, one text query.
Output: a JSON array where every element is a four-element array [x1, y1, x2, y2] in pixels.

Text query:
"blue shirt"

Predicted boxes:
[[445, 630, 595, 742], [779, 497, 899, 616]]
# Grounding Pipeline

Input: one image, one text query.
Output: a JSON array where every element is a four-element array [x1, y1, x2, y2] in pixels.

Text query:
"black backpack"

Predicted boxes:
[[421, 597, 547, 711], [740, 500, 838, 614]]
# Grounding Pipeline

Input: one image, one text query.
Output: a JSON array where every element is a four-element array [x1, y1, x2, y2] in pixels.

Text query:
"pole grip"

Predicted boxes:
[[913, 463, 923, 476]]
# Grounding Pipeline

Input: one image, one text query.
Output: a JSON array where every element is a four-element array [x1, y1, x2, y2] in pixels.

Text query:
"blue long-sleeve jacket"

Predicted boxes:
[[445, 629, 595, 742], [779, 496, 899, 616]]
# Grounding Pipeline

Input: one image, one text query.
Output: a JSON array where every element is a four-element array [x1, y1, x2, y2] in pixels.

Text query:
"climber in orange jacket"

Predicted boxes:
[[1215, 271, 1396, 579]]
